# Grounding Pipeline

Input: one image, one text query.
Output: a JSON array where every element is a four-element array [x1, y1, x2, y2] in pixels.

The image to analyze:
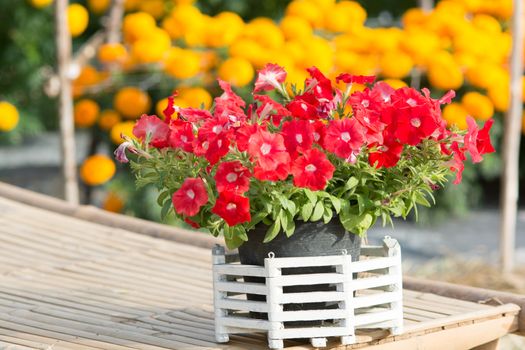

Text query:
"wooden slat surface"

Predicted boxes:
[[0, 196, 519, 349]]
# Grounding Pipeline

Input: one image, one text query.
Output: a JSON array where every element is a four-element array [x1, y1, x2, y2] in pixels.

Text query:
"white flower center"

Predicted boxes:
[[305, 164, 317, 173], [407, 98, 417, 107], [361, 99, 370, 108], [341, 132, 351, 142], [378, 145, 389, 152], [202, 141, 209, 150], [212, 125, 223, 134], [363, 116, 370, 124], [181, 135, 188, 143], [226, 172, 238, 183], [313, 132, 320, 142], [410, 118, 421, 128], [315, 86, 323, 94], [260, 143, 272, 155], [300, 102, 308, 111], [186, 189, 195, 200], [295, 134, 303, 144], [226, 203, 237, 211]]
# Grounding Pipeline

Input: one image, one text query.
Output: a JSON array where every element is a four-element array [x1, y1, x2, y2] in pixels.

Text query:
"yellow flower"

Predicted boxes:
[[442, 103, 469, 130], [74, 99, 99, 128], [218, 57, 254, 87], [138, 0, 165, 19], [427, 51, 464, 90], [29, 0, 53, 8], [114, 87, 151, 119], [110, 121, 136, 144], [164, 48, 201, 79], [379, 51, 413, 79], [131, 28, 171, 63], [400, 30, 440, 65], [87, 0, 110, 14], [98, 109, 121, 131], [401, 8, 429, 29], [124, 0, 140, 11], [80, 155, 116, 186], [285, 67, 309, 93], [102, 191, 125, 213], [280, 16, 313, 41], [381, 79, 408, 89], [156, 97, 189, 119], [123, 12, 157, 44], [244, 18, 285, 50], [98, 43, 128, 64], [323, 1, 366, 33], [179, 87, 212, 109], [73, 65, 101, 97], [472, 14, 501, 34], [0, 102, 19, 132], [298, 37, 333, 73], [334, 50, 359, 72], [461, 92, 494, 121], [206, 12, 244, 48], [228, 39, 268, 68], [286, 0, 324, 28], [164, 5, 208, 46], [487, 82, 510, 112], [465, 61, 508, 89], [68, 4, 89, 37]]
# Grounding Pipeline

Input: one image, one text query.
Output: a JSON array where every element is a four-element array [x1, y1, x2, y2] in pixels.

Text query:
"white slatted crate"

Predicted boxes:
[[212, 236, 403, 349]]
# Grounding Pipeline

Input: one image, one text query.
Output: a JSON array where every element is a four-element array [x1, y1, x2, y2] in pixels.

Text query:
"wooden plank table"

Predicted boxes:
[[0, 193, 520, 350]]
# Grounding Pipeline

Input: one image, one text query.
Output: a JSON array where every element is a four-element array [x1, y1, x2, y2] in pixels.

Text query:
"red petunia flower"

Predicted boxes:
[[168, 120, 194, 152], [254, 94, 291, 125], [133, 114, 170, 148], [306, 67, 333, 102], [235, 123, 261, 152], [163, 94, 176, 121], [368, 130, 403, 168], [323, 118, 366, 160], [212, 191, 251, 226], [172, 178, 209, 217], [287, 98, 319, 120], [214, 161, 251, 194], [248, 129, 291, 171], [336, 73, 376, 85], [194, 131, 231, 165], [311, 120, 326, 145], [281, 119, 314, 157], [291, 148, 335, 191], [449, 142, 466, 184], [253, 162, 290, 181], [254, 63, 287, 93], [464, 117, 495, 163], [178, 107, 213, 122]]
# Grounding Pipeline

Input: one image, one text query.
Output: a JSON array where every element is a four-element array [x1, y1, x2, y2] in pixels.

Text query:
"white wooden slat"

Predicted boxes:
[[279, 291, 346, 304], [213, 265, 266, 277], [216, 316, 270, 330], [273, 326, 351, 339], [354, 309, 399, 326], [263, 255, 347, 268], [215, 281, 267, 295], [216, 298, 269, 313], [353, 291, 402, 309], [349, 256, 399, 273], [274, 309, 347, 322], [271, 273, 346, 286], [351, 274, 400, 291]]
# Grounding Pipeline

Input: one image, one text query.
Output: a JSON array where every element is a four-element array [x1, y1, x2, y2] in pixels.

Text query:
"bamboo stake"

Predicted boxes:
[[106, 0, 125, 44], [55, 0, 79, 204], [500, 0, 524, 273]]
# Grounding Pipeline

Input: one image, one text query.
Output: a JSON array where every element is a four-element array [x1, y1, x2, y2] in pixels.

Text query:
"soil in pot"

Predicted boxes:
[[237, 218, 361, 324]]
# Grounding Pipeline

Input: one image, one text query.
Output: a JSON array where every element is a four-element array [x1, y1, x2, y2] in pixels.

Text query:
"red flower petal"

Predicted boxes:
[[133, 114, 170, 148], [214, 161, 251, 194], [172, 178, 208, 217], [291, 148, 335, 191], [254, 63, 287, 93], [212, 191, 251, 226]]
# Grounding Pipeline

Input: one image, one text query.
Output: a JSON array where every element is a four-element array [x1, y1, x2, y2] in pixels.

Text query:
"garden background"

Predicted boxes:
[[0, 0, 524, 291]]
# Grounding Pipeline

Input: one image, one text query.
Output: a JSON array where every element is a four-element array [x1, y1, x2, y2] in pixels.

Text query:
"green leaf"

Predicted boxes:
[[345, 176, 359, 191], [160, 200, 173, 220], [330, 196, 341, 214], [246, 211, 268, 230], [304, 189, 317, 205], [310, 201, 324, 222], [224, 234, 244, 250], [414, 191, 431, 207], [263, 220, 281, 243], [301, 202, 314, 221], [157, 190, 170, 207], [323, 207, 333, 224], [283, 212, 295, 237]]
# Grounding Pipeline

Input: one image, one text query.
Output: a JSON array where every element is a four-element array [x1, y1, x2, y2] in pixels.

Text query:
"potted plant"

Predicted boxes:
[[115, 64, 494, 266]]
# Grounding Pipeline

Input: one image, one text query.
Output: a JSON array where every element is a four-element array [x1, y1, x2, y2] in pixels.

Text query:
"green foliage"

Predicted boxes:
[[0, 0, 57, 144]]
